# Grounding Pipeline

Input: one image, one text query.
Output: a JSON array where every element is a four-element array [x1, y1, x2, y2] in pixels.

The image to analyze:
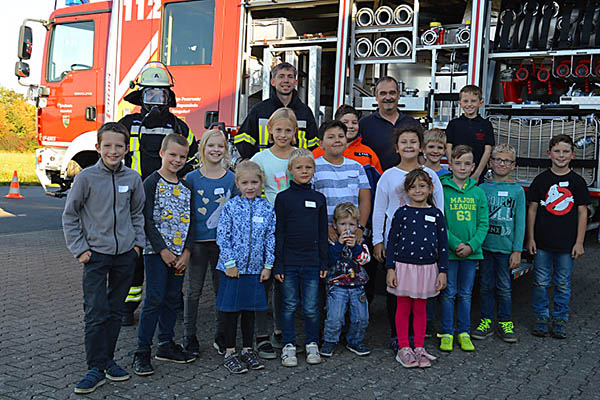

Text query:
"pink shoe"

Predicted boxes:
[[395, 347, 418, 368], [414, 347, 437, 368]]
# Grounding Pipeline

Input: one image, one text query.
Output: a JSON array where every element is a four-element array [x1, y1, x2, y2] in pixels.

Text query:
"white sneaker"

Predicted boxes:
[[305, 342, 321, 365], [281, 343, 297, 367]]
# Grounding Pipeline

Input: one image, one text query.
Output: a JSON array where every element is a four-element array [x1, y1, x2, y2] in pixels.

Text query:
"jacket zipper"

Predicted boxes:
[[112, 172, 119, 255], [246, 200, 253, 273]]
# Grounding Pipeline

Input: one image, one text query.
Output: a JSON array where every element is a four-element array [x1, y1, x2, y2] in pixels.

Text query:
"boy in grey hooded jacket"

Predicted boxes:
[[62, 122, 145, 394]]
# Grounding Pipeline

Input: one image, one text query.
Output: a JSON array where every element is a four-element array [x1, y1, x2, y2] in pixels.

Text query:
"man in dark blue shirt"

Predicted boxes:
[[358, 76, 419, 171]]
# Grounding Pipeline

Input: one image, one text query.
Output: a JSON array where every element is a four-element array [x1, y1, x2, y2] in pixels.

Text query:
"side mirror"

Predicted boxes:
[[15, 61, 30, 78], [18, 25, 33, 60]]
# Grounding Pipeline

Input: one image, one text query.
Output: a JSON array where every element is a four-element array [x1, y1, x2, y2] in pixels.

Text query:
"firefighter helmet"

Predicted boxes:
[[132, 62, 174, 88]]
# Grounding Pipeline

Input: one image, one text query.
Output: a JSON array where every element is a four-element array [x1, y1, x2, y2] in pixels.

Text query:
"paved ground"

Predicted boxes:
[[1, 197, 599, 399]]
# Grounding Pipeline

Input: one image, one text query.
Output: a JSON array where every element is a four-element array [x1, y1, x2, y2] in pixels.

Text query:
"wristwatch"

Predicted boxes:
[[357, 224, 365, 232]]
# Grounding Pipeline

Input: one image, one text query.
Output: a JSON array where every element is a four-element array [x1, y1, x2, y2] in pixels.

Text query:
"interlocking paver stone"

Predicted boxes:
[[1, 229, 600, 399]]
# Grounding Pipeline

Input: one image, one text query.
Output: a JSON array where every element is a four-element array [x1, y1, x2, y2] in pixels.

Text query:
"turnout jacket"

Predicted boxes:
[[216, 196, 276, 274], [62, 159, 145, 258], [234, 89, 318, 159], [120, 110, 197, 180]]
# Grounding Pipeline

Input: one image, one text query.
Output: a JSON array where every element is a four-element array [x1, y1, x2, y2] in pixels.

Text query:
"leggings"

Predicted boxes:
[[221, 310, 255, 349], [395, 296, 427, 348]]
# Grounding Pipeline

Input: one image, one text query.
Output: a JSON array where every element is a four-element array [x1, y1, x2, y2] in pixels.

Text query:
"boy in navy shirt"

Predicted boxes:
[[445, 85, 495, 183], [274, 148, 329, 367]]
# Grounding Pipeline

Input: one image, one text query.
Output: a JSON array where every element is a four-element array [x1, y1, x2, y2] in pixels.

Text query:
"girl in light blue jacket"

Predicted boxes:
[[216, 160, 275, 374]]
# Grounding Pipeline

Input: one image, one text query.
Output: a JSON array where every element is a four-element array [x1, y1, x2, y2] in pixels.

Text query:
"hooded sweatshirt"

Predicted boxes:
[[479, 180, 526, 254], [440, 173, 489, 260]]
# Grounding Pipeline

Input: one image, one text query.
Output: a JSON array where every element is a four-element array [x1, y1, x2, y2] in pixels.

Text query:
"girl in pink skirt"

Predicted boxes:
[[385, 169, 448, 368]]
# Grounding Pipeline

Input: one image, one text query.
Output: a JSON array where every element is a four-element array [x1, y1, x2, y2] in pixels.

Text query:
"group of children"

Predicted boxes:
[[62, 84, 589, 394]]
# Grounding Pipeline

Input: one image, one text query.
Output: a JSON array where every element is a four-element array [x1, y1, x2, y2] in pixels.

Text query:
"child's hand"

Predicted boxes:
[[386, 269, 397, 288], [526, 238, 537, 255], [373, 243, 385, 263], [225, 266, 240, 278], [174, 248, 191, 272], [78, 250, 92, 264], [319, 270, 328, 279], [571, 242, 585, 259], [260, 268, 271, 282], [275, 274, 284, 283], [340, 233, 357, 248], [159, 249, 177, 268], [328, 226, 339, 243], [455, 243, 472, 258], [435, 272, 447, 291], [509, 251, 521, 270]]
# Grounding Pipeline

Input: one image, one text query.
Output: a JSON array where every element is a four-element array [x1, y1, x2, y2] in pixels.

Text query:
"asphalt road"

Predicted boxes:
[[0, 186, 65, 234]]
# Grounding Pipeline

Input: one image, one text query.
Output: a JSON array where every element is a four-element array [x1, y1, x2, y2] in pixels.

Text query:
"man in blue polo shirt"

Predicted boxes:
[[358, 76, 419, 171]]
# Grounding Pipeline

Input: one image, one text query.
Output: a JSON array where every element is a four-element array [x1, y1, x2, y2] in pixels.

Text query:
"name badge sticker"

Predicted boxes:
[[559, 181, 569, 187], [425, 215, 436, 222], [253, 216, 264, 223], [214, 187, 225, 195], [498, 191, 508, 197], [118, 185, 129, 193], [275, 171, 286, 179], [305, 201, 316, 208]]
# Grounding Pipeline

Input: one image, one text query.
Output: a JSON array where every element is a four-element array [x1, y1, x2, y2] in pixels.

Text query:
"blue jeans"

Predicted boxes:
[[532, 249, 574, 322], [323, 286, 369, 346], [82, 249, 136, 370], [280, 266, 320, 346], [137, 254, 184, 349], [440, 260, 477, 334], [480, 251, 512, 322]]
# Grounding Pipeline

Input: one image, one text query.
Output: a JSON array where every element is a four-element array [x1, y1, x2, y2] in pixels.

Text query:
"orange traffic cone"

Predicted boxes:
[[4, 170, 25, 199]]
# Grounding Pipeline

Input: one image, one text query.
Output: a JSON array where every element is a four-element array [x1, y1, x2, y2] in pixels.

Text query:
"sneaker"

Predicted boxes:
[[346, 342, 371, 356], [497, 321, 518, 343], [74, 368, 106, 394], [551, 320, 567, 339], [457, 333, 475, 351], [472, 318, 493, 340], [224, 353, 248, 374], [389, 337, 399, 352], [305, 342, 321, 365], [105, 361, 130, 382], [271, 332, 283, 349], [395, 347, 418, 368], [121, 312, 135, 327], [320, 342, 336, 357], [532, 318, 550, 337], [213, 341, 225, 355], [240, 349, 265, 370], [133, 350, 154, 376], [183, 335, 200, 357], [413, 347, 437, 368], [256, 339, 277, 360], [155, 341, 196, 363], [281, 343, 298, 367], [438, 333, 453, 352]]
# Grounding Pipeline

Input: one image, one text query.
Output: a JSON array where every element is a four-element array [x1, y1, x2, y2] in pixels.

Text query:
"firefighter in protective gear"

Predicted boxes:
[[234, 62, 319, 159], [118, 62, 198, 325]]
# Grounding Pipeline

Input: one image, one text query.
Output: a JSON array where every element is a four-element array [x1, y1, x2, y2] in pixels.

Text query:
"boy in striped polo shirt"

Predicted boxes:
[[312, 120, 371, 245]]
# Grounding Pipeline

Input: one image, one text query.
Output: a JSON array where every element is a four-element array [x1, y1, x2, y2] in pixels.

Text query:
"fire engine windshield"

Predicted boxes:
[[47, 21, 94, 82], [162, 0, 215, 66]]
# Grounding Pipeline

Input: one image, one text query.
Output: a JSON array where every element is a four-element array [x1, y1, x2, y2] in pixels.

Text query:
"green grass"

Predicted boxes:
[[0, 151, 39, 186]]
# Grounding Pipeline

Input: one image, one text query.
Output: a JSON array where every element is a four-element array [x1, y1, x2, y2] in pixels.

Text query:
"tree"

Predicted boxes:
[[0, 87, 37, 152]]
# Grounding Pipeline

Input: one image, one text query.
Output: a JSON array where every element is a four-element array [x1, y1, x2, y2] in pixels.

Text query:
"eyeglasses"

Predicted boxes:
[[491, 157, 515, 165]]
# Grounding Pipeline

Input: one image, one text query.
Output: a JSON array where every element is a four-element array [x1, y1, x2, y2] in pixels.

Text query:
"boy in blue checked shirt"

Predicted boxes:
[[472, 144, 525, 343]]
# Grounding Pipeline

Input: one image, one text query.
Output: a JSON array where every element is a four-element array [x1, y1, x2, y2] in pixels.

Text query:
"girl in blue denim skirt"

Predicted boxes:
[[385, 169, 448, 368], [215, 160, 275, 374]]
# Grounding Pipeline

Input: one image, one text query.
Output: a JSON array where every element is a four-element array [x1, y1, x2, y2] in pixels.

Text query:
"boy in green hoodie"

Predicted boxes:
[[439, 145, 489, 352], [472, 144, 525, 343]]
